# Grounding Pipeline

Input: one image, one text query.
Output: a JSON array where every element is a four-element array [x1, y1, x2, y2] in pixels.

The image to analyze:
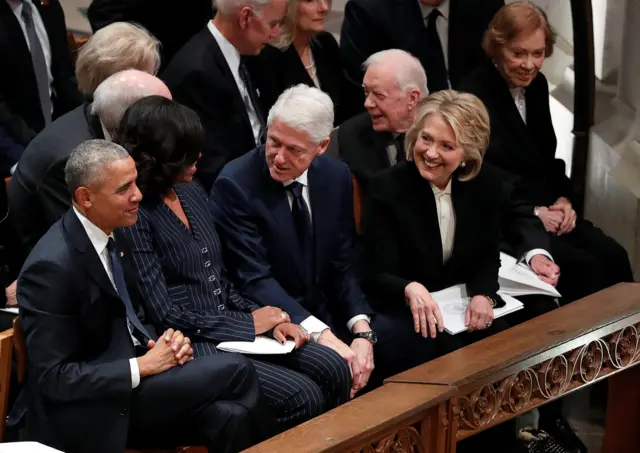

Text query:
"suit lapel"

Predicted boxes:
[[62, 210, 118, 299], [0, 2, 34, 80], [448, 176, 472, 270], [285, 44, 314, 87], [260, 161, 307, 285], [307, 161, 329, 282], [205, 31, 256, 146]]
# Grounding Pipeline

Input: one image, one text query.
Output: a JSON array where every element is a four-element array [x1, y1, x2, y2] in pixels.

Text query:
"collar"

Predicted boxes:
[[283, 169, 309, 188], [73, 206, 114, 257], [7, 0, 24, 13], [419, 0, 450, 21], [208, 20, 241, 72], [509, 86, 526, 99], [430, 178, 452, 197], [99, 119, 112, 142]]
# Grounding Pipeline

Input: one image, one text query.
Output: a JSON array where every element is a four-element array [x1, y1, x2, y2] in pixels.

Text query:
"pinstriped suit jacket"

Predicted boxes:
[[120, 181, 258, 354]]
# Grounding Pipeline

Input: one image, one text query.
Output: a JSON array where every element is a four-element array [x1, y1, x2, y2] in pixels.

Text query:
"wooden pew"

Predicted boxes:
[[0, 327, 14, 442], [245, 283, 640, 453], [244, 382, 456, 453]]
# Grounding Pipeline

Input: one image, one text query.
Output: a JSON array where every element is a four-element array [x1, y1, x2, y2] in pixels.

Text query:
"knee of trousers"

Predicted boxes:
[[312, 346, 352, 403], [199, 353, 261, 398]]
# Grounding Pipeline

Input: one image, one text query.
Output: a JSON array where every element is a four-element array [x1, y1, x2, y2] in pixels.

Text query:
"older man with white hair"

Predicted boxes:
[[211, 85, 437, 397], [329, 49, 428, 193], [10, 69, 170, 252], [163, 0, 286, 192]]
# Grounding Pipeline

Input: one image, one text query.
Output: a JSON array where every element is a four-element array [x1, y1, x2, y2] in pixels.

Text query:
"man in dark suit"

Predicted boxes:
[[340, 0, 503, 115], [328, 49, 428, 193], [87, 0, 215, 71], [10, 70, 171, 252], [211, 85, 436, 396], [162, 0, 286, 192], [0, 0, 81, 150], [18, 139, 271, 453]]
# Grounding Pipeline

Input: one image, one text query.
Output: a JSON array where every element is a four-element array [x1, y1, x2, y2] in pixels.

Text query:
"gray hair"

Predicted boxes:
[[75, 22, 161, 96], [363, 49, 429, 98], [91, 71, 164, 136], [65, 140, 130, 198], [267, 84, 334, 144], [215, 0, 271, 15]]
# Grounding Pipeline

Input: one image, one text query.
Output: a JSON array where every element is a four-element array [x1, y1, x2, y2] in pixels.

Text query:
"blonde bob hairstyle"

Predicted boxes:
[[272, 0, 332, 49], [482, 1, 556, 61], [75, 22, 161, 96], [404, 90, 490, 182]]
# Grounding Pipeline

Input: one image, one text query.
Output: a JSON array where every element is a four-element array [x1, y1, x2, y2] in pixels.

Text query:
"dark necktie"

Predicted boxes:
[[425, 9, 449, 92], [239, 60, 266, 144], [107, 238, 151, 342], [286, 182, 314, 283], [21, 1, 52, 125], [395, 133, 406, 163]]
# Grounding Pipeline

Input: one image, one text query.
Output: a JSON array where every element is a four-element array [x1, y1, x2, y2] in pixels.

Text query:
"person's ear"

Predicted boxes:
[[238, 6, 252, 30], [75, 186, 93, 210], [316, 137, 330, 157]]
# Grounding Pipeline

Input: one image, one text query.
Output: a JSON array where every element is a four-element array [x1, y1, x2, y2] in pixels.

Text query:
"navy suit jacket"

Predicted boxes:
[[210, 147, 372, 329], [18, 209, 151, 453], [120, 181, 259, 355]]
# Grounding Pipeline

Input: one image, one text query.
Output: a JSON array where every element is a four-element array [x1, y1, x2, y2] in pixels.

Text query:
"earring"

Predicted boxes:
[[460, 161, 466, 168]]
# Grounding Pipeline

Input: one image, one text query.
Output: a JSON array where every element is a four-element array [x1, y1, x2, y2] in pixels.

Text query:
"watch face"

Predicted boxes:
[[359, 331, 377, 345]]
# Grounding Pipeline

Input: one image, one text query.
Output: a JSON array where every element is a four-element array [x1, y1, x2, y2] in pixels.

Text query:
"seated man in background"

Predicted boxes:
[[0, 0, 82, 154], [118, 96, 350, 430], [10, 25, 166, 251], [162, 0, 286, 191], [328, 49, 428, 195], [18, 139, 272, 453], [211, 85, 437, 396]]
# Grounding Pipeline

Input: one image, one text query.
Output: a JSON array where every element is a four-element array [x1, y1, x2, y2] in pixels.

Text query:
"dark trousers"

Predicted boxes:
[[551, 219, 633, 304], [193, 341, 351, 432], [127, 354, 273, 452], [334, 310, 438, 388]]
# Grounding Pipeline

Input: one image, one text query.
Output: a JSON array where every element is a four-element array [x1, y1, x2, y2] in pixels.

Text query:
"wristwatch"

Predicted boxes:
[[354, 331, 378, 345], [533, 206, 541, 217]]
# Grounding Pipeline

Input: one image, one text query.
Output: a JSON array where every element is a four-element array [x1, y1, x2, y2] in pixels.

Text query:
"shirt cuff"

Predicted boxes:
[[129, 358, 140, 389], [524, 249, 554, 266], [300, 316, 330, 343], [347, 315, 371, 332], [10, 163, 18, 175]]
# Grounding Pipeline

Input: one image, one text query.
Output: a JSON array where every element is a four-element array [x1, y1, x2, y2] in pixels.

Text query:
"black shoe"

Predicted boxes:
[[539, 417, 588, 453], [516, 427, 575, 453]]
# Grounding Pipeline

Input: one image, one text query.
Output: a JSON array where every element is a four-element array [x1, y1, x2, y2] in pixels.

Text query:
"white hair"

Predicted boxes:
[[267, 84, 334, 144], [65, 140, 130, 198], [215, 0, 271, 15], [91, 71, 166, 136], [363, 49, 429, 98]]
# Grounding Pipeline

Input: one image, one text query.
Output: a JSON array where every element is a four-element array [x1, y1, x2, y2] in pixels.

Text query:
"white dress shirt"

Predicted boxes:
[[73, 207, 142, 388], [507, 88, 554, 266], [430, 180, 455, 263], [7, 0, 53, 99], [419, 0, 451, 85], [284, 170, 371, 340], [207, 21, 262, 144]]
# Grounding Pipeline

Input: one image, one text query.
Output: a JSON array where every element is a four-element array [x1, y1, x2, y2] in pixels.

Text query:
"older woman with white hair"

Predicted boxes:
[[248, 0, 351, 124], [362, 90, 510, 352]]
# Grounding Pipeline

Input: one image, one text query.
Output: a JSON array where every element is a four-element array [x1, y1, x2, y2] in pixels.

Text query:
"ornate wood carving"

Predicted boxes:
[[456, 322, 640, 436], [352, 426, 425, 453]]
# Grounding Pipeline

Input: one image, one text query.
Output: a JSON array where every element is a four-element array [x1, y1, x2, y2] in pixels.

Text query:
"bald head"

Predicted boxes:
[[91, 70, 172, 138]]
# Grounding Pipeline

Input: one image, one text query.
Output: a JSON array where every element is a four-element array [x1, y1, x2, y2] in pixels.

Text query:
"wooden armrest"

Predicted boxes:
[[243, 382, 456, 453], [352, 175, 363, 233], [0, 328, 14, 442]]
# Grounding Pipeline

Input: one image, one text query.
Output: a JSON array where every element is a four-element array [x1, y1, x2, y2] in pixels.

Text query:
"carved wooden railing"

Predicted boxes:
[[245, 283, 640, 453]]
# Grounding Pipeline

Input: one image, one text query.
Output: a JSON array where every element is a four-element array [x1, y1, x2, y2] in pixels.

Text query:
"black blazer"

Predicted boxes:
[[211, 146, 373, 329], [120, 181, 260, 355], [9, 103, 104, 251], [361, 162, 504, 308], [459, 63, 572, 207], [336, 111, 400, 193], [18, 210, 151, 453], [248, 31, 350, 125], [340, 0, 503, 115], [162, 27, 265, 192], [87, 0, 215, 70], [0, 0, 81, 146]]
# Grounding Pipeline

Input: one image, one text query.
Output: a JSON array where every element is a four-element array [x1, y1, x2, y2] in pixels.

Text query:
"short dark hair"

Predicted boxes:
[[116, 96, 203, 200]]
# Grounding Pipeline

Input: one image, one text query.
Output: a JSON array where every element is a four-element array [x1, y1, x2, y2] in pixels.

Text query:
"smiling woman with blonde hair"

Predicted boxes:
[[248, 0, 351, 124], [362, 89, 509, 353]]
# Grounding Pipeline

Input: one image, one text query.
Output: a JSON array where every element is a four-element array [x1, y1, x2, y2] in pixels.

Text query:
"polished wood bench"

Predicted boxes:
[[246, 282, 640, 453]]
